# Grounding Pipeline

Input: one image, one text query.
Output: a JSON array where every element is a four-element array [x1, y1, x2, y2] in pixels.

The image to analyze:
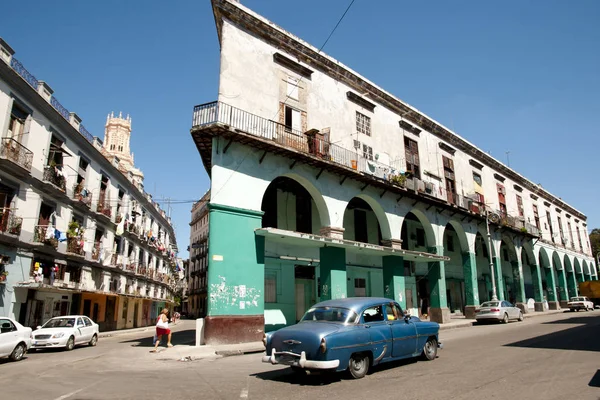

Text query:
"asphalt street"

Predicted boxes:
[[1, 311, 599, 400]]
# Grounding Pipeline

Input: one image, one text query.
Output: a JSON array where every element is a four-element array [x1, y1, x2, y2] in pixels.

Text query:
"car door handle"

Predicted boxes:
[[364, 325, 371, 329]]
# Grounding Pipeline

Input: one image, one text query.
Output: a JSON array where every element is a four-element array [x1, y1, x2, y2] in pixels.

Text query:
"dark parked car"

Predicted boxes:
[[262, 297, 442, 379]]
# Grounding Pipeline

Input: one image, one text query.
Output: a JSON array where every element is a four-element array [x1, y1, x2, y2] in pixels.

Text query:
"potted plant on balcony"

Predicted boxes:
[[8, 218, 22, 235], [390, 174, 407, 188], [67, 221, 84, 254]]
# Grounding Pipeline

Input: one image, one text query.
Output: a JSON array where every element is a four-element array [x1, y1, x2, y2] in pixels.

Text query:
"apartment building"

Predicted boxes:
[[190, 0, 597, 344], [187, 190, 210, 318], [0, 38, 178, 330]]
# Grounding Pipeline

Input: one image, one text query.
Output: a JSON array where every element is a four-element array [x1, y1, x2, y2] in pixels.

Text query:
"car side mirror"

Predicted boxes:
[[36, 326, 42, 330], [404, 314, 411, 322]]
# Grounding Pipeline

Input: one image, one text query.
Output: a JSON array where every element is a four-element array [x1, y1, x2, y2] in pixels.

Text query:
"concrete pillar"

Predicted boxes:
[[514, 260, 527, 313], [319, 247, 347, 300], [577, 271, 585, 284], [493, 257, 505, 300], [462, 252, 479, 319], [567, 270, 578, 299], [557, 268, 569, 307], [428, 246, 450, 324], [195, 318, 205, 346], [531, 264, 545, 311], [382, 255, 405, 307], [545, 266, 559, 310], [204, 203, 265, 345]]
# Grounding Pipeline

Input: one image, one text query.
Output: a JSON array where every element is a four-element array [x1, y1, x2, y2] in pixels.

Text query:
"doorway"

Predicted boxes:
[[294, 265, 315, 322], [133, 303, 139, 328]]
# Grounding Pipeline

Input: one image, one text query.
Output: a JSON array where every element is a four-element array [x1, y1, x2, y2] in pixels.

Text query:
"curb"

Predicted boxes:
[[439, 322, 474, 331], [216, 347, 265, 357]]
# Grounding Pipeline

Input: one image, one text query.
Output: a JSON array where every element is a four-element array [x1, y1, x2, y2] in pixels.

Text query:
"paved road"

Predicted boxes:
[[2, 311, 599, 400]]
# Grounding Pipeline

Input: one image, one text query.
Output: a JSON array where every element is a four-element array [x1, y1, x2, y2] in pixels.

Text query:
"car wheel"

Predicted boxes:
[[502, 313, 509, 324], [65, 336, 75, 351], [518, 312, 524, 322], [10, 343, 26, 362], [348, 353, 369, 379], [89, 334, 98, 347], [422, 337, 438, 361]]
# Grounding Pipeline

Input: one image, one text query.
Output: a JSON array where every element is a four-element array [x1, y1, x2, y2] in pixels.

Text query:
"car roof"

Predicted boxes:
[[312, 297, 398, 312], [48, 315, 88, 319]]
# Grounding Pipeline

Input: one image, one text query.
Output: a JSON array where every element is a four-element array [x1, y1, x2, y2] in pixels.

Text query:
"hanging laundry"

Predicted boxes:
[[54, 229, 61, 240], [45, 225, 55, 240], [58, 231, 67, 242], [116, 218, 125, 236]]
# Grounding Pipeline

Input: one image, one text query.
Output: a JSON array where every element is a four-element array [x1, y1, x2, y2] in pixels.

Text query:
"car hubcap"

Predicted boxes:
[[426, 341, 434, 356], [352, 358, 364, 372], [15, 346, 23, 359]]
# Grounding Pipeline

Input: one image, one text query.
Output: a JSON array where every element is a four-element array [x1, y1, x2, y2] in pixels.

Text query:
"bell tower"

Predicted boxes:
[[103, 112, 144, 186]]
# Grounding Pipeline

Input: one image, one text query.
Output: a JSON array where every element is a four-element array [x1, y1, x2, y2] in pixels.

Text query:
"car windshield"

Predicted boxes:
[[571, 297, 585, 301], [42, 318, 76, 328], [481, 302, 500, 308], [301, 307, 358, 324]]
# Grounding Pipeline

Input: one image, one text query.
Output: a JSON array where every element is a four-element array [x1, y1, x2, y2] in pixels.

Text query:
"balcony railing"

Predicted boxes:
[[73, 184, 92, 208], [10, 57, 39, 89], [96, 190, 112, 217], [43, 165, 67, 192], [91, 242, 102, 260], [0, 138, 33, 172], [66, 237, 84, 256], [33, 225, 58, 248], [0, 209, 23, 236]]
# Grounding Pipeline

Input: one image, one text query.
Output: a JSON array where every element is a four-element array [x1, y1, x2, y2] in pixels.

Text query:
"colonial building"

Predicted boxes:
[[101, 112, 144, 188], [187, 190, 210, 318], [0, 38, 179, 330], [190, 0, 597, 344]]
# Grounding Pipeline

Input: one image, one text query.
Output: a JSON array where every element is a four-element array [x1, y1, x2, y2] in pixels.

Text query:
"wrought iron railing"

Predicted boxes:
[[34, 225, 58, 248], [43, 165, 67, 192], [50, 96, 70, 121], [0, 209, 22, 236], [78, 124, 94, 143], [66, 237, 84, 256], [10, 57, 38, 89], [91, 242, 102, 260], [0, 138, 33, 171]]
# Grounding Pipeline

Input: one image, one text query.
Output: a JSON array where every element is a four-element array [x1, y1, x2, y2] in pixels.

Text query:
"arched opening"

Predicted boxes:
[[400, 212, 434, 317], [539, 248, 555, 305], [441, 223, 469, 314], [574, 258, 584, 284], [521, 245, 537, 301], [499, 238, 519, 303], [552, 252, 568, 303], [583, 261, 591, 281], [261, 177, 323, 234], [342, 197, 383, 245], [474, 232, 494, 303], [563, 255, 577, 298]]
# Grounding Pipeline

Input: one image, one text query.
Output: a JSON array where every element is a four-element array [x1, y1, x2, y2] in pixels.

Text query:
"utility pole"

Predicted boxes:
[[486, 211, 499, 301], [505, 151, 511, 168]]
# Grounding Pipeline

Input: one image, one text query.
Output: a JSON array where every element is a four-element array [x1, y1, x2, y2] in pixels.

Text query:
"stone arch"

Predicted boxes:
[[473, 231, 494, 303], [260, 175, 328, 234], [552, 251, 568, 303], [353, 193, 392, 240], [583, 260, 591, 277], [499, 236, 519, 302], [538, 247, 557, 304], [401, 208, 436, 249], [563, 255, 577, 298], [444, 220, 470, 253], [441, 221, 471, 314], [574, 258, 584, 284], [521, 241, 540, 302]]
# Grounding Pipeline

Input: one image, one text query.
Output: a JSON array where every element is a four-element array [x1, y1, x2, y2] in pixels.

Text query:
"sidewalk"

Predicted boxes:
[[98, 321, 183, 339]]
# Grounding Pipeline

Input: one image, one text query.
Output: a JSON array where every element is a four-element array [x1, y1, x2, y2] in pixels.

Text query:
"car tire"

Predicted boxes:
[[348, 353, 369, 379], [422, 337, 438, 361], [502, 313, 509, 324], [89, 334, 98, 347], [518, 312, 524, 322], [65, 336, 75, 351], [10, 343, 26, 362]]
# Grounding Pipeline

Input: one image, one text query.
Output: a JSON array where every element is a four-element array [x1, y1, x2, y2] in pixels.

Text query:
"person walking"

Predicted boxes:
[[151, 308, 173, 352]]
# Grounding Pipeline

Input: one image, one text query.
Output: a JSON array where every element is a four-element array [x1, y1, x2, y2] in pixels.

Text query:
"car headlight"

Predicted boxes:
[[51, 333, 65, 338]]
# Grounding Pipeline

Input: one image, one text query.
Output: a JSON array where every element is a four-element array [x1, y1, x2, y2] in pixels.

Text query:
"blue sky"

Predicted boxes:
[[2, 0, 599, 257]]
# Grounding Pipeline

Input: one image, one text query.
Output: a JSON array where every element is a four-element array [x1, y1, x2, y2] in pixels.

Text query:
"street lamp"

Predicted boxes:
[[485, 210, 499, 301]]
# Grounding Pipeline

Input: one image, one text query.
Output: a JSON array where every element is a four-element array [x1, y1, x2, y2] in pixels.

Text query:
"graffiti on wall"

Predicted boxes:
[[209, 275, 261, 310]]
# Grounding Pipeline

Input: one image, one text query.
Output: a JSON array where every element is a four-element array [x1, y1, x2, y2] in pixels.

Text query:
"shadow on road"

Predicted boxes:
[[589, 370, 600, 388], [119, 329, 196, 347], [541, 315, 597, 325], [505, 315, 600, 352], [252, 368, 342, 386]]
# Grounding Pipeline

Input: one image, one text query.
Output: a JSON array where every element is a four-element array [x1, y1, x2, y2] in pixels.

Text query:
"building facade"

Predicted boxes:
[[190, 0, 598, 344], [187, 190, 210, 318], [0, 38, 179, 331]]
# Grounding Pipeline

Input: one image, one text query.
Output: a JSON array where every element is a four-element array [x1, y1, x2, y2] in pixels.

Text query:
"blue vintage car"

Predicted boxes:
[[262, 297, 442, 379]]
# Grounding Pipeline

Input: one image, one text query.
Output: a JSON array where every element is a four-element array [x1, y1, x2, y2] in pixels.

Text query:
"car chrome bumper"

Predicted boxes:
[[438, 341, 443, 349], [262, 348, 339, 370], [475, 313, 502, 321]]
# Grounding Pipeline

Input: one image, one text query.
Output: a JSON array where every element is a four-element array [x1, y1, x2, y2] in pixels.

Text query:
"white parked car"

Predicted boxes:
[[567, 296, 594, 312], [32, 315, 99, 351], [475, 300, 524, 324], [0, 317, 32, 361]]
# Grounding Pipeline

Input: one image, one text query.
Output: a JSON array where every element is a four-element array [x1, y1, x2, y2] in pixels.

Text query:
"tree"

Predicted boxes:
[[589, 228, 600, 260]]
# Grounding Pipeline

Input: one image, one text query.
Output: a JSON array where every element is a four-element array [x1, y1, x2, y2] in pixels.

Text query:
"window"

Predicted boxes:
[[404, 137, 420, 179], [122, 298, 128, 319], [446, 235, 454, 252], [546, 211, 554, 239], [356, 112, 371, 136], [516, 195, 524, 218], [286, 77, 299, 100], [362, 306, 384, 323], [385, 304, 397, 321], [362, 143, 373, 160], [354, 278, 367, 296], [497, 184, 507, 216], [284, 106, 301, 132], [265, 273, 277, 303], [567, 221, 574, 247], [416, 228, 425, 247], [576, 228, 583, 250], [0, 318, 16, 333], [533, 205, 540, 230], [77, 318, 85, 327], [473, 172, 482, 187], [7, 102, 29, 142], [443, 156, 456, 204], [557, 216, 564, 242], [354, 209, 368, 243]]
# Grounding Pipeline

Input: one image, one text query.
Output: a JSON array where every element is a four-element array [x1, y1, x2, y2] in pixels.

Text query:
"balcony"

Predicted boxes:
[[91, 242, 102, 261], [126, 262, 137, 274], [0, 209, 23, 237], [72, 183, 92, 209], [96, 190, 112, 221], [43, 165, 67, 193], [66, 237, 84, 256], [0, 138, 33, 176], [33, 225, 58, 249]]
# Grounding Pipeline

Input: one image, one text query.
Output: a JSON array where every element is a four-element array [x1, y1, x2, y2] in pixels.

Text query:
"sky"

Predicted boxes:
[[2, 0, 599, 258]]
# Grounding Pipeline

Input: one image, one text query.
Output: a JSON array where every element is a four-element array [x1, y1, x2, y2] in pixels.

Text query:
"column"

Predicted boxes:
[[462, 252, 479, 319], [205, 203, 265, 345], [382, 255, 405, 306], [545, 266, 559, 310], [428, 246, 450, 324], [557, 268, 569, 306], [531, 264, 545, 311], [513, 260, 527, 313], [577, 271, 585, 284], [567, 270, 578, 298], [319, 247, 347, 301], [493, 257, 505, 300]]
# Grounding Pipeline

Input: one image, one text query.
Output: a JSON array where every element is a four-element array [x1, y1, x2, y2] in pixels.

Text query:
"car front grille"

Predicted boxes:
[[35, 334, 52, 340]]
